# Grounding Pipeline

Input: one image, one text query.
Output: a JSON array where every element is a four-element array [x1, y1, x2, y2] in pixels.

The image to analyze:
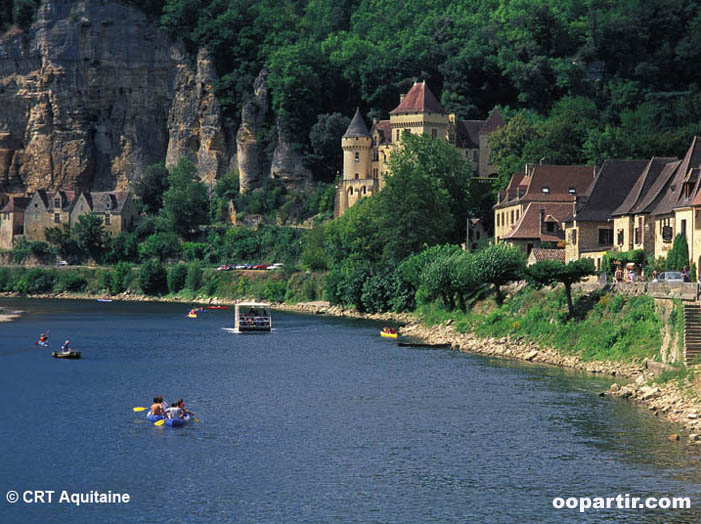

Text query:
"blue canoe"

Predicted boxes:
[[165, 414, 191, 427], [146, 413, 191, 427]]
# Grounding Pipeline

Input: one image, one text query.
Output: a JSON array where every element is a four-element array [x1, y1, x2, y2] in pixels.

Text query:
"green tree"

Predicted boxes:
[[167, 264, 188, 294], [475, 244, 526, 304], [134, 163, 170, 215], [185, 261, 203, 291], [138, 232, 182, 261], [307, 112, 350, 180], [73, 214, 107, 263], [138, 259, 168, 295], [666, 233, 690, 271], [161, 158, 210, 236], [45, 226, 82, 263], [111, 262, 133, 294], [527, 259, 597, 318]]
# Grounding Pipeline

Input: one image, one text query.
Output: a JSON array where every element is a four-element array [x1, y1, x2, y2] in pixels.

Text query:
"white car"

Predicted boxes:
[[653, 272, 684, 283], [55, 260, 68, 266], [267, 263, 284, 270]]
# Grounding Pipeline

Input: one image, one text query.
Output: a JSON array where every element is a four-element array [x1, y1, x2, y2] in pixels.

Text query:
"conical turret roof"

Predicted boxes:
[[343, 108, 371, 138]]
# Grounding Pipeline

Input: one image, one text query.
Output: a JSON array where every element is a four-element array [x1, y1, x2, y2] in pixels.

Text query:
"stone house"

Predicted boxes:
[[335, 81, 504, 217], [527, 247, 565, 266], [562, 159, 649, 270], [0, 196, 30, 249], [494, 163, 594, 255], [23, 189, 136, 241]]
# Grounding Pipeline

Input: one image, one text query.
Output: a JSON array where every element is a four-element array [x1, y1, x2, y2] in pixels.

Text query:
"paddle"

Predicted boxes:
[[154, 419, 165, 426], [132, 407, 148, 412]]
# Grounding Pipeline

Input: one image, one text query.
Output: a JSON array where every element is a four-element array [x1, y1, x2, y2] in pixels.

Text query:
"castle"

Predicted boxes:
[[335, 81, 504, 217]]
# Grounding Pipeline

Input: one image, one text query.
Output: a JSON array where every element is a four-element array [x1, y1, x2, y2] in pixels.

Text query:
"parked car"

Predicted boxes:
[[55, 260, 68, 266], [252, 264, 270, 270], [234, 264, 248, 270], [267, 263, 284, 270], [216, 265, 232, 271], [653, 271, 684, 283]]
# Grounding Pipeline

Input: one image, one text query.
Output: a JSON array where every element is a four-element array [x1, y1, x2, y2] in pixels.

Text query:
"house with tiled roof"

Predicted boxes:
[[610, 157, 678, 255], [563, 159, 649, 269], [335, 81, 504, 217], [23, 189, 136, 242], [527, 247, 565, 266], [648, 137, 701, 264], [494, 163, 594, 254], [0, 196, 30, 249]]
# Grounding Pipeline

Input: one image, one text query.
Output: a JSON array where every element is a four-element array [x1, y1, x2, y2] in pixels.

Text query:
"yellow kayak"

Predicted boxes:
[[380, 330, 398, 339]]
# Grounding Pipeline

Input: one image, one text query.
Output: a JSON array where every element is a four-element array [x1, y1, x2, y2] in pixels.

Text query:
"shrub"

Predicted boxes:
[[263, 279, 287, 302], [99, 270, 113, 292], [185, 261, 203, 291], [55, 271, 88, 293], [111, 262, 133, 294], [168, 264, 188, 294], [139, 232, 182, 261], [182, 242, 208, 262], [13, 268, 55, 294], [138, 259, 168, 295]]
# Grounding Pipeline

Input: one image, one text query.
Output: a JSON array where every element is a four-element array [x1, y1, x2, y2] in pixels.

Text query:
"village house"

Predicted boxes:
[[562, 159, 649, 270], [494, 163, 594, 255], [610, 157, 679, 256], [0, 196, 30, 250], [335, 81, 504, 217], [22, 189, 137, 243]]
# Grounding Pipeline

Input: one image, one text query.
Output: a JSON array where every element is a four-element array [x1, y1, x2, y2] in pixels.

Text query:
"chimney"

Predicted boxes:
[[399, 94, 405, 103]]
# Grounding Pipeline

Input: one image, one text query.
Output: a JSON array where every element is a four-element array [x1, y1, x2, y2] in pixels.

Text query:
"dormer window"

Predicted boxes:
[[54, 198, 61, 208], [568, 187, 576, 194], [542, 186, 550, 194]]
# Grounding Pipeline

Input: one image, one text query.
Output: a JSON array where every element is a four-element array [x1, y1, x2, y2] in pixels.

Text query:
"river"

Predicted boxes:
[[1, 298, 700, 523]]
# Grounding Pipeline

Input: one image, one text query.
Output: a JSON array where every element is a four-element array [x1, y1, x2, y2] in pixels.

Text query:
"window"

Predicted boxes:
[[617, 229, 624, 246], [54, 213, 60, 224], [2, 212, 8, 220], [431, 128, 437, 138], [662, 225, 673, 242], [354, 173, 359, 180], [542, 186, 550, 193], [598, 228, 613, 245], [516, 210, 519, 220], [396, 130, 400, 141], [546, 222, 555, 232], [362, 186, 366, 195], [570, 229, 577, 245], [473, 151, 477, 161], [496, 214, 500, 227], [104, 214, 111, 225], [349, 187, 354, 195], [568, 187, 576, 194], [681, 219, 687, 236], [510, 210, 514, 224], [354, 152, 359, 163], [54, 198, 61, 208]]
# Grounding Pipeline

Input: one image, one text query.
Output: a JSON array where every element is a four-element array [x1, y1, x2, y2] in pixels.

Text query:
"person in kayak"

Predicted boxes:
[[60, 339, 71, 353], [38, 332, 48, 344], [165, 402, 184, 420], [177, 399, 194, 416], [149, 397, 165, 417]]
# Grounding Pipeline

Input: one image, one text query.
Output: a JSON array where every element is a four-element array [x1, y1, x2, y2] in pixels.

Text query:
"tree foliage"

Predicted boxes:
[[666, 233, 690, 271], [527, 258, 596, 318]]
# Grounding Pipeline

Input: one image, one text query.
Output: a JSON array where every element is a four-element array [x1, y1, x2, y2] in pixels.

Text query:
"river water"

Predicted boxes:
[[1, 298, 700, 523]]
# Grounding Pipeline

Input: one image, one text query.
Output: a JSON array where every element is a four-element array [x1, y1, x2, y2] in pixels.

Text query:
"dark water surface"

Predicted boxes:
[[1, 298, 700, 523]]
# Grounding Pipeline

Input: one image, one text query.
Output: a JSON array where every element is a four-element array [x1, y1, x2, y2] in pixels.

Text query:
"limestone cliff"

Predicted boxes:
[[0, 0, 233, 193]]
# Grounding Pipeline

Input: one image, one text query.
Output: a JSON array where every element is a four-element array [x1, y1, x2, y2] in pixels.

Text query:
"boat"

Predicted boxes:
[[380, 328, 398, 339], [165, 414, 191, 427], [207, 305, 229, 310], [51, 351, 81, 359], [186, 310, 198, 319], [232, 301, 272, 333], [37, 341, 49, 347], [97, 298, 113, 303], [146, 413, 163, 423], [397, 342, 451, 348]]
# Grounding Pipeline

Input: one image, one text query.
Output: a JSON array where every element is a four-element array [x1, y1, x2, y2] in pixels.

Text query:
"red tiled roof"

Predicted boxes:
[[480, 108, 505, 134], [502, 202, 573, 241], [371, 120, 392, 145], [495, 165, 594, 209], [390, 81, 445, 115], [528, 248, 565, 263]]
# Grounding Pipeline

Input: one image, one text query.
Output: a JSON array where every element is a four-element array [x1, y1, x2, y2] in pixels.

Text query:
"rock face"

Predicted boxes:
[[236, 69, 269, 193], [236, 68, 312, 193], [0, 0, 233, 192]]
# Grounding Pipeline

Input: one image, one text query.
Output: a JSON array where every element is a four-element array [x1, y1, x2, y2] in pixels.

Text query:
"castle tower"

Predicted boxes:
[[336, 108, 376, 217], [388, 81, 450, 146]]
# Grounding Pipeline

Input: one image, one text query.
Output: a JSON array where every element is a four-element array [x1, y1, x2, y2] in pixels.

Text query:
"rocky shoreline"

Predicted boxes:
[[4, 292, 701, 444]]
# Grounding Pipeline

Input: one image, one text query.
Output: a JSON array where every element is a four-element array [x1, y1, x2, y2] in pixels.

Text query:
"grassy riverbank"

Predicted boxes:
[[417, 285, 684, 364]]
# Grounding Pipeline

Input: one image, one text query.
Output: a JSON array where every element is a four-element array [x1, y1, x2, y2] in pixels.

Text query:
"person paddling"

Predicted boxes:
[[38, 332, 48, 346], [149, 397, 165, 417], [165, 402, 184, 420], [60, 339, 71, 354], [177, 399, 194, 416]]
